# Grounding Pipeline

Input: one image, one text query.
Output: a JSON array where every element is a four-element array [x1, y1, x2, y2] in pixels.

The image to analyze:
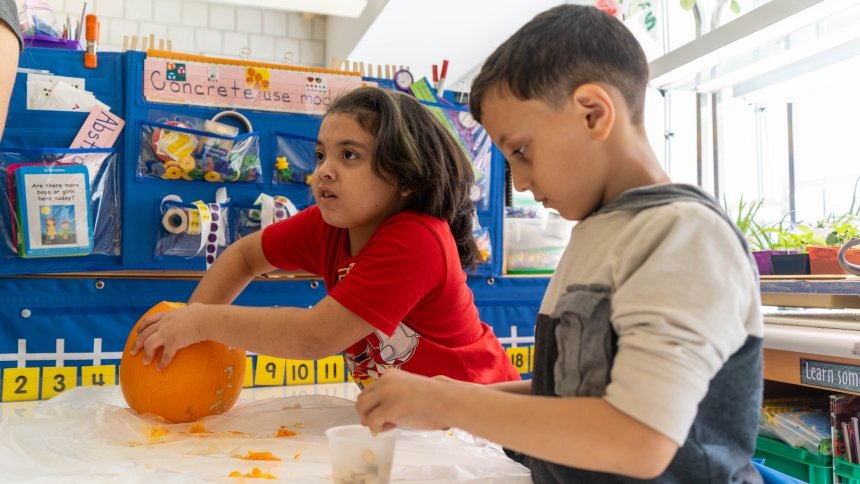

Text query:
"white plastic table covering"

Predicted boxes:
[[0, 384, 531, 483]]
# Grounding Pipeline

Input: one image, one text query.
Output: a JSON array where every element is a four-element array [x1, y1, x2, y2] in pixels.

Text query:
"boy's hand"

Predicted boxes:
[[130, 303, 207, 370], [356, 369, 465, 433]]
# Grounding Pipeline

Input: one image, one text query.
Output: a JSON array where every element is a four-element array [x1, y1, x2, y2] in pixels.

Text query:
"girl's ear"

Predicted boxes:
[[571, 83, 615, 141], [400, 188, 412, 198]]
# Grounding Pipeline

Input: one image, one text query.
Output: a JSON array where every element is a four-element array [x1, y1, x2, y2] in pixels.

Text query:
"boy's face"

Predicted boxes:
[[480, 88, 608, 221]]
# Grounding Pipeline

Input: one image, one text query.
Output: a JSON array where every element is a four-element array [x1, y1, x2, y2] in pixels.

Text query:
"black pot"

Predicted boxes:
[[770, 253, 810, 275]]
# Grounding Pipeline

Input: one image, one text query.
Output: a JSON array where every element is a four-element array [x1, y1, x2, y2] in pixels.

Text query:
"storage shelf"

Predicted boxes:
[[761, 277, 860, 295], [764, 348, 860, 396], [761, 277, 860, 308], [760, 278, 860, 394]]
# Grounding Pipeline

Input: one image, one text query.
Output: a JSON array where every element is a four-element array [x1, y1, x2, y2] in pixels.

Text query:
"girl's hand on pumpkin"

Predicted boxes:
[[131, 303, 206, 370]]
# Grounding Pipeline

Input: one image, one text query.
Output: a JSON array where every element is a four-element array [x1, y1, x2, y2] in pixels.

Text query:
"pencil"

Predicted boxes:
[[77, 1, 87, 41]]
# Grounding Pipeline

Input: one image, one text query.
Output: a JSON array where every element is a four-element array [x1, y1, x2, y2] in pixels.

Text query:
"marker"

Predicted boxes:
[[432, 64, 439, 86], [436, 59, 449, 98], [84, 14, 99, 69]]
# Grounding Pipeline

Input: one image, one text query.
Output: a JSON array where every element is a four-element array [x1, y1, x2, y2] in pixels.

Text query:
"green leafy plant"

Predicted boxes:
[[815, 213, 860, 246], [763, 222, 826, 253], [723, 195, 774, 251]]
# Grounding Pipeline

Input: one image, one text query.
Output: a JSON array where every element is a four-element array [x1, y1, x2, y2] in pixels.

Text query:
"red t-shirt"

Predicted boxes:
[[261, 205, 519, 388]]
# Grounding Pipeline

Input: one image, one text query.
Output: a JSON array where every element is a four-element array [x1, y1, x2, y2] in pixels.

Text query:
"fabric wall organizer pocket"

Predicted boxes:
[[137, 119, 261, 184], [232, 193, 300, 241], [272, 132, 316, 186], [155, 187, 231, 269], [0, 147, 119, 259]]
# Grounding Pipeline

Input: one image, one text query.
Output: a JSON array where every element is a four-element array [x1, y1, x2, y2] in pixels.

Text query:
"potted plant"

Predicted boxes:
[[807, 213, 860, 275], [766, 223, 823, 275], [723, 196, 780, 275]]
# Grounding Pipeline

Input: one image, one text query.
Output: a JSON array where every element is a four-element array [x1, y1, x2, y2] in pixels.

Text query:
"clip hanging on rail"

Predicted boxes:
[[84, 14, 99, 69]]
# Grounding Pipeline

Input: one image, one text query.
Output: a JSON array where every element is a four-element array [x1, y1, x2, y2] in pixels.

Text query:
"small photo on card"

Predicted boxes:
[[38, 205, 80, 245]]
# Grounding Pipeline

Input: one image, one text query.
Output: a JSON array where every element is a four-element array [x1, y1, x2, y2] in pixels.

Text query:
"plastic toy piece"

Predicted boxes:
[[178, 156, 196, 171], [149, 162, 166, 177], [225, 168, 242, 182], [162, 166, 182, 180], [151, 121, 197, 162], [204, 171, 222, 182]]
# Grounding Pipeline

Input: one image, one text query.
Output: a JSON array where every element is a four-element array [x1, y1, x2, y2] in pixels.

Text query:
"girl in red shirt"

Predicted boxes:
[[132, 86, 519, 387]]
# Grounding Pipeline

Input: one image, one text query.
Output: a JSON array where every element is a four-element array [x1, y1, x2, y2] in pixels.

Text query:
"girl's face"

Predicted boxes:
[[314, 113, 404, 249]]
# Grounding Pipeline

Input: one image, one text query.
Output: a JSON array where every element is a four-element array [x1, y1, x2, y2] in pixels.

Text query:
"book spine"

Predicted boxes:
[[853, 417, 860, 464]]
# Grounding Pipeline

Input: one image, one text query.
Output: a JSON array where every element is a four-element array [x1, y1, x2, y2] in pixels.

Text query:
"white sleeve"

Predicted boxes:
[[602, 202, 760, 445]]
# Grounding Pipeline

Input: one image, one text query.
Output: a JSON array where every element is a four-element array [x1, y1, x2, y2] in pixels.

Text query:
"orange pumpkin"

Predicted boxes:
[[119, 301, 246, 423]]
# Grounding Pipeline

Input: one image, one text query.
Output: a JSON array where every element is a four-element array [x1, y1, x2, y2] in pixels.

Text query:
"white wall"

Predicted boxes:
[[28, 0, 328, 67], [325, 0, 388, 69]]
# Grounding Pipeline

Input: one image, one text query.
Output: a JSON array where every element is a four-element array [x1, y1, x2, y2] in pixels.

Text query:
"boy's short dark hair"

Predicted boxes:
[[470, 5, 650, 124]]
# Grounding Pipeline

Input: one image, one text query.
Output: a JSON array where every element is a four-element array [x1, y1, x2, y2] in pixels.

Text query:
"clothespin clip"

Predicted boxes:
[[436, 59, 450, 98], [84, 14, 99, 69]]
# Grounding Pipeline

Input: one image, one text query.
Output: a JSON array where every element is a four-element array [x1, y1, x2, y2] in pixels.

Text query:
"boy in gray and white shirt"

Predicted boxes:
[[356, 6, 763, 482]]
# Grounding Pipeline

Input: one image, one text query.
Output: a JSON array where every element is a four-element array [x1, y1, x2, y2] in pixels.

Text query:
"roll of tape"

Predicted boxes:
[[211, 110, 254, 132], [162, 207, 188, 234]]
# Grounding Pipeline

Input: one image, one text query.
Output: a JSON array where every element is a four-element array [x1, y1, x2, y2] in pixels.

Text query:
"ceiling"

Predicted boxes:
[[344, 0, 584, 93], [203, 0, 368, 17]]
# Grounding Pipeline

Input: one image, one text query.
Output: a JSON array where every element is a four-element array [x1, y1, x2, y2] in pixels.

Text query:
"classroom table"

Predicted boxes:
[[0, 382, 531, 483]]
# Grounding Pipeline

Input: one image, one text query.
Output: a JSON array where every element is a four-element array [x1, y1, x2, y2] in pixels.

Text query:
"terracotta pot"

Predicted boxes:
[[807, 245, 860, 275], [838, 238, 860, 275]]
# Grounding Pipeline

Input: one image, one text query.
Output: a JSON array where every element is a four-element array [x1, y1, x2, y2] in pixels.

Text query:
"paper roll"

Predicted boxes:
[[162, 207, 188, 234]]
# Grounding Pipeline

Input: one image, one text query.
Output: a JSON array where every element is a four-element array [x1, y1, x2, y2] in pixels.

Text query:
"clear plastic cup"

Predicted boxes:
[[325, 424, 397, 484]]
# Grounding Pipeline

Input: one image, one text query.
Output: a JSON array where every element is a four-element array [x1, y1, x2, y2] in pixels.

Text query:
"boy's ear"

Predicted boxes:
[[571, 83, 615, 141]]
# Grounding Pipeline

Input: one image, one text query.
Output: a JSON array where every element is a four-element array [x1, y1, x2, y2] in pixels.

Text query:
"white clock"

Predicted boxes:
[[393, 69, 414, 92]]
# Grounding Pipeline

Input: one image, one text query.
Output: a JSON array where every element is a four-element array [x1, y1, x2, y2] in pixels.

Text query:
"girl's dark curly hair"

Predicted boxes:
[[326, 87, 478, 269]]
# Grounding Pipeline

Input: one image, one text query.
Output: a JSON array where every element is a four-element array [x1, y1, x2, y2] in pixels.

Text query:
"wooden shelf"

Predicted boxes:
[[760, 277, 860, 308], [760, 277, 860, 394], [764, 348, 860, 396]]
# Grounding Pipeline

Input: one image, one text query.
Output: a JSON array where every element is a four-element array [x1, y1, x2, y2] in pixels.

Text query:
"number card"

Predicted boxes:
[[82, 365, 116, 387], [2, 368, 40, 402], [286, 359, 315, 385], [506, 347, 530, 374], [243, 356, 254, 387], [41, 367, 77, 399], [317, 355, 345, 384], [254, 355, 285, 386]]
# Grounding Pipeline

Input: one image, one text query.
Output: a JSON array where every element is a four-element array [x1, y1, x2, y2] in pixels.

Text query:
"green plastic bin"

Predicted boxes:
[[835, 456, 860, 484], [754, 435, 833, 484]]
